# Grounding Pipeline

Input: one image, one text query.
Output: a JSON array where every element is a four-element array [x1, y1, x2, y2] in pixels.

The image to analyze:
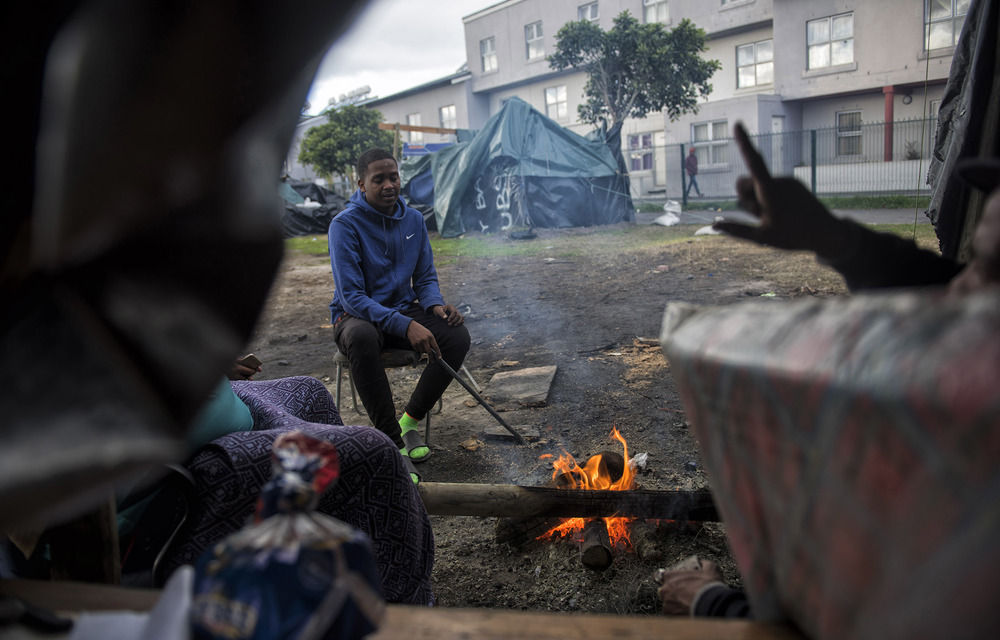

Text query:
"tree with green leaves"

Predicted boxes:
[[548, 11, 720, 127], [298, 105, 393, 182]]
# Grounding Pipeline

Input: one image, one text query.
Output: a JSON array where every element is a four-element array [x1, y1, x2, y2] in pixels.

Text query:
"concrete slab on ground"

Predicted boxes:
[[486, 365, 557, 406], [483, 425, 541, 441]]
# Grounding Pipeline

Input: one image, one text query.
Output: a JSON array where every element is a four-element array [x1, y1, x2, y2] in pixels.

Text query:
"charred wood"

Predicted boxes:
[[630, 520, 663, 562], [580, 519, 613, 571]]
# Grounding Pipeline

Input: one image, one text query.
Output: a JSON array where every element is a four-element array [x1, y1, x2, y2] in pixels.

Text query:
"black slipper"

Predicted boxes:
[[402, 429, 431, 463]]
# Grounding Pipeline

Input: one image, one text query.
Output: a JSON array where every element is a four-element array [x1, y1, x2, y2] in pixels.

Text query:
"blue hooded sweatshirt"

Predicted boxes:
[[328, 190, 444, 337]]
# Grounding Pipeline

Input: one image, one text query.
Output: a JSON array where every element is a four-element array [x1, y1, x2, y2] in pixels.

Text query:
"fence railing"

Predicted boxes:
[[629, 117, 939, 204]]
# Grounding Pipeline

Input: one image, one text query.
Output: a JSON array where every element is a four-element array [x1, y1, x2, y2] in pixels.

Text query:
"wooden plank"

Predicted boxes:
[[372, 605, 806, 640], [378, 122, 457, 135], [0, 579, 160, 612], [0, 582, 804, 640], [417, 482, 718, 520]]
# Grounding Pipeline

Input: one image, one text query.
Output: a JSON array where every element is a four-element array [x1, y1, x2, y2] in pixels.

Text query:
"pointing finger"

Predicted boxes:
[[734, 122, 772, 186]]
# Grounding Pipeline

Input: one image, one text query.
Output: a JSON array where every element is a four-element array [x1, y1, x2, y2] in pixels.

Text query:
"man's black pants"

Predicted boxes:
[[333, 303, 471, 448]]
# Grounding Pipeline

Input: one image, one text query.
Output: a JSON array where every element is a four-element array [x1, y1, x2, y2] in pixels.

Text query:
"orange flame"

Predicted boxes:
[[537, 426, 637, 548]]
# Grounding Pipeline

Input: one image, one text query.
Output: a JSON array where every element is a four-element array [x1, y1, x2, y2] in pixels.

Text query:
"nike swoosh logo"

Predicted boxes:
[[406, 234, 415, 240]]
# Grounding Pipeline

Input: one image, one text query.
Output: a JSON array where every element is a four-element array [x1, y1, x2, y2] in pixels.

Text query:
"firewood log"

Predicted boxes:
[[580, 518, 613, 571]]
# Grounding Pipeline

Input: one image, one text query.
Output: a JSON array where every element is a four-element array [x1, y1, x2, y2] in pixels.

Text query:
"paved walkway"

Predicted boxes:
[[636, 207, 932, 227]]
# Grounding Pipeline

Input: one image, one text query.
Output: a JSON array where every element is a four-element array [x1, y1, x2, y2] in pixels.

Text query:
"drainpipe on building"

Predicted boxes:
[[883, 85, 895, 162], [680, 144, 688, 208]]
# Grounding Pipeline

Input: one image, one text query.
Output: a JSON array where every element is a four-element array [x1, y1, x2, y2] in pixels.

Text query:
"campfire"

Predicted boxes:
[[489, 426, 717, 570], [533, 427, 652, 570]]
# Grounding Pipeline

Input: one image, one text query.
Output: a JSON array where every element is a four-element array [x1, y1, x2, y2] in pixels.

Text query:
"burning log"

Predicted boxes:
[[492, 451, 629, 547], [630, 520, 663, 562], [495, 515, 565, 546], [580, 519, 613, 571], [417, 482, 717, 519], [479, 484, 718, 546]]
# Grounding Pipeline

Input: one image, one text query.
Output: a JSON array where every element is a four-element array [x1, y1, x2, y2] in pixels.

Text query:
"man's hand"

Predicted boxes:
[[654, 556, 725, 616], [433, 304, 465, 327], [228, 361, 261, 381], [713, 123, 852, 261], [406, 320, 441, 356]]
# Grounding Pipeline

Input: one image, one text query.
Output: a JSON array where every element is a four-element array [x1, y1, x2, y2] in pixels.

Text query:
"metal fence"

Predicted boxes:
[[631, 117, 939, 205]]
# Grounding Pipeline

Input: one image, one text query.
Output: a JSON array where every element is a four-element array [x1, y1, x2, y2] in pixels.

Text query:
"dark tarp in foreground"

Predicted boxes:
[[402, 97, 633, 238]]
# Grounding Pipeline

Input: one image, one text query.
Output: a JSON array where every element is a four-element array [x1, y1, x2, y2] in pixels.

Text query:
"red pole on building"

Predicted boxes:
[[883, 85, 895, 162]]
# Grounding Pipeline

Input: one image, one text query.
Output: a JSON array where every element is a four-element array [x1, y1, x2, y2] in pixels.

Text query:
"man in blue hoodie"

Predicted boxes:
[[329, 148, 470, 482]]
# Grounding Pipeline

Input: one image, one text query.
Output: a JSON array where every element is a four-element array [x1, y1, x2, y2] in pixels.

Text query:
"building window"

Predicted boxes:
[[439, 104, 457, 130], [807, 13, 854, 69], [628, 133, 653, 171], [925, 0, 969, 50], [579, 2, 599, 22], [737, 39, 773, 88], [691, 120, 729, 165], [525, 21, 544, 60], [544, 85, 568, 121], [929, 99, 942, 138], [643, 0, 668, 24], [481, 37, 497, 73], [836, 110, 862, 156], [406, 113, 423, 144]]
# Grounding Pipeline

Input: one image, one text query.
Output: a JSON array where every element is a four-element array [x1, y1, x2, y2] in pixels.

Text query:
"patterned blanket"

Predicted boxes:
[[161, 376, 434, 605], [661, 291, 1000, 639]]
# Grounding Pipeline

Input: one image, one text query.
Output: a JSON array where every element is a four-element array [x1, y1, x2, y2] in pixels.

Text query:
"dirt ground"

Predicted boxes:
[[243, 220, 851, 616]]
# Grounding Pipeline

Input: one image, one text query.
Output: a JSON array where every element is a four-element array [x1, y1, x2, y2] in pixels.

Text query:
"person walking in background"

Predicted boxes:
[[685, 147, 702, 198]]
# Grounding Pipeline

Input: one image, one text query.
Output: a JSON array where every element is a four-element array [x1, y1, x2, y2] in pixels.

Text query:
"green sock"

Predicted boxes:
[[399, 412, 429, 460], [399, 447, 419, 484], [399, 412, 420, 432]]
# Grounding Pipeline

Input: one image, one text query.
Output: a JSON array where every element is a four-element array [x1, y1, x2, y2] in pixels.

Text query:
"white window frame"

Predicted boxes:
[[525, 21, 544, 60], [406, 113, 423, 144], [836, 110, 862, 157], [929, 99, 942, 138], [628, 133, 653, 172], [544, 85, 568, 121], [578, 2, 599, 22], [924, 0, 970, 50], [643, 0, 669, 24], [736, 39, 773, 88], [439, 104, 457, 130], [807, 13, 854, 70], [691, 120, 730, 166], [481, 37, 497, 73]]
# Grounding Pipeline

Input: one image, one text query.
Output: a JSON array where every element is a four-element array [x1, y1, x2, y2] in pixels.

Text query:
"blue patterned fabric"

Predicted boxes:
[[162, 376, 434, 605]]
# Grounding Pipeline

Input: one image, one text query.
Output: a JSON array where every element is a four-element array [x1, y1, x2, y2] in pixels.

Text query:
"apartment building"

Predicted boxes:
[[292, 0, 966, 197]]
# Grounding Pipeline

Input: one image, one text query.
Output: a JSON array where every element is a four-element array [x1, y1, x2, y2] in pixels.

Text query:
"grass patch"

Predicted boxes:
[[285, 235, 329, 256], [285, 217, 939, 260], [429, 225, 702, 262], [869, 222, 940, 250]]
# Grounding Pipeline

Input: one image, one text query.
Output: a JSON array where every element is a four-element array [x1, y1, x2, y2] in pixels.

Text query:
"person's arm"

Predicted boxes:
[[329, 219, 412, 337], [656, 557, 752, 618], [819, 218, 963, 290], [714, 123, 962, 291], [691, 584, 752, 619]]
